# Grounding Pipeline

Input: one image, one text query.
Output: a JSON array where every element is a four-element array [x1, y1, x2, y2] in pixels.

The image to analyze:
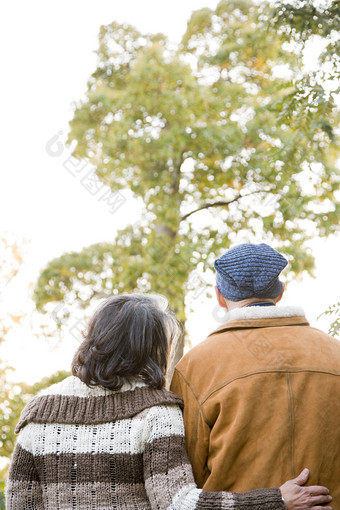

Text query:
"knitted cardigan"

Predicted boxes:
[[6, 376, 285, 510]]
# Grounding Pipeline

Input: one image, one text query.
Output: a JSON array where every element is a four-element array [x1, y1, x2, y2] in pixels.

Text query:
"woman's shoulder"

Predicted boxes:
[[15, 377, 183, 434], [38, 375, 111, 398], [39, 376, 183, 402], [142, 400, 185, 445]]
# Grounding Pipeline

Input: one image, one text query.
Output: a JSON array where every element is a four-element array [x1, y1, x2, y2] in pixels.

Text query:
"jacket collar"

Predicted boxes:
[[210, 305, 309, 336]]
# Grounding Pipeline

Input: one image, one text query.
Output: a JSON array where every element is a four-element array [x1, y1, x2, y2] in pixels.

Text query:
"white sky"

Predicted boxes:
[[0, 0, 339, 384]]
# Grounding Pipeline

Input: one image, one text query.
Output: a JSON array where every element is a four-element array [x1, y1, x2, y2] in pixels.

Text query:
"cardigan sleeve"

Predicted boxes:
[[143, 404, 285, 510], [5, 429, 44, 510]]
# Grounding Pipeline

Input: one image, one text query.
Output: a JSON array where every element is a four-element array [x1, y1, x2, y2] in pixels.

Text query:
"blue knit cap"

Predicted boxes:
[[214, 243, 288, 301]]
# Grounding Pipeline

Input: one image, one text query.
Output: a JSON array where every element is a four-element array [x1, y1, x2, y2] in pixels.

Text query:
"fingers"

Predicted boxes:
[[291, 468, 309, 485], [309, 494, 332, 505], [308, 486, 330, 496], [312, 507, 332, 510]]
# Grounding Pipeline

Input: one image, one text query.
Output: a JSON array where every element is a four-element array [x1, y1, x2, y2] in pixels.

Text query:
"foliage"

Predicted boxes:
[[269, 0, 340, 154], [272, 1, 340, 44], [318, 301, 340, 337], [0, 370, 70, 504], [34, 0, 339, 355], [0, 236, 71, 502], [270, 0, 340, 334], [0, 479, 4, 510], [0, 370, 70, 462], [0, 236, 30, 343]]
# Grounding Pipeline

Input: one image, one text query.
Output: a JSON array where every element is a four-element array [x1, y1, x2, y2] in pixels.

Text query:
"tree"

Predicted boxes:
[[0, 236, 70, 502], [269, 0, 339, 153], [319, 301, 340, 337], [0, 370, 70, 504], [272, 0, 339, 75], [0, 480, 4, 510], [0, 236, 29, 491], [270, 0, 340, 334], [34, 0, 339, 359], [0, 370, 70, 462]]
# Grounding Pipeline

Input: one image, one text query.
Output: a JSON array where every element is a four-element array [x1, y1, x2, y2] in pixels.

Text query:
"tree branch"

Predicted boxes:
[[181, 189, 273, 221], [170, 150, 185, 196], [89, 290, 112, 301], [277, 6, 333, 24]]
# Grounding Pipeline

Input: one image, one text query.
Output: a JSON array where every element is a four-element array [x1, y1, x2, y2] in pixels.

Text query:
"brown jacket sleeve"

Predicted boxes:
[[170, 367, 211, 488]]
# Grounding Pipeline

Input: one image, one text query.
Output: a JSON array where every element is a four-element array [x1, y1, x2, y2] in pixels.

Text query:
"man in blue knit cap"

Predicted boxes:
[[214, 242, 287, 309], [171, 242, 340, 505]]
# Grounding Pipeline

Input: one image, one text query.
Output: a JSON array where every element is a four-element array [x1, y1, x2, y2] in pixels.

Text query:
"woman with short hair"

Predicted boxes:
[[6, 293, 332, 510]]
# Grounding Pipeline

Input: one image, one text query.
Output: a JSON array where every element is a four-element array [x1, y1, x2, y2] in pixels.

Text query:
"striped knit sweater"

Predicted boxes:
[[6, 376, 285, 510]]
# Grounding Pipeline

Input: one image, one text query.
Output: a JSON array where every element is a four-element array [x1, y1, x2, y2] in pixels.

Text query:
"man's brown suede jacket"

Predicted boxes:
[[171, 305, 340, 506]]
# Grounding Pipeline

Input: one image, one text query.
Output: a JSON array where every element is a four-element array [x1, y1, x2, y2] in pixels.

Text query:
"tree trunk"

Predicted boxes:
[[166, 321, 185, 388]]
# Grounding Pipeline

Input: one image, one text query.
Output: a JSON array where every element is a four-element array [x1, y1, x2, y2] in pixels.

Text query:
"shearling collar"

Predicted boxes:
[[210, 305, 309, 337], [223, 305, 305, 322]]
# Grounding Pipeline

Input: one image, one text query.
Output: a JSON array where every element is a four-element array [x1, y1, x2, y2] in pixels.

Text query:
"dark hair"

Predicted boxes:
[[72, 293, 181, 390]]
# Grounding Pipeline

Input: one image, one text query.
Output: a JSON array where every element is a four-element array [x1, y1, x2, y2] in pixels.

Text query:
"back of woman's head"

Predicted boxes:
[[72, 293, 181, 390]]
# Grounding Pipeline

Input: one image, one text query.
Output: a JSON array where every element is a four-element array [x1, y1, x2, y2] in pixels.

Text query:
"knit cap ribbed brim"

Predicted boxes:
[[214, 243, 288, 301]]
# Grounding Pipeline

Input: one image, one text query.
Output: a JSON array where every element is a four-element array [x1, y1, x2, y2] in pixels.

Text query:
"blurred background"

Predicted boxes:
[[0, 0, 339, 503]]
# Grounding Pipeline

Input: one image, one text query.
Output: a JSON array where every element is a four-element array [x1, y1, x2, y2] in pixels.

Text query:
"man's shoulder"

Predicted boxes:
[[302, 324, 340, 354], [175, 326, 234, 372], [175, 307, 340, 377]]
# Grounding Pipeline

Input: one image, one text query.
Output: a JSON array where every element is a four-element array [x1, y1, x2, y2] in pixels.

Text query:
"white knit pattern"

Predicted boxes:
[[18, 405, 184, 457], [144, 405, 185, 443], [167, 485, 201, 510], [221, 493, 235, 507], [39, 375, 147, 398]]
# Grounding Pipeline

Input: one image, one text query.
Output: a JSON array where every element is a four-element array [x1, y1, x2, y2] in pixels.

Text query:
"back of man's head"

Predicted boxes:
[[214, 243, 287, 302]]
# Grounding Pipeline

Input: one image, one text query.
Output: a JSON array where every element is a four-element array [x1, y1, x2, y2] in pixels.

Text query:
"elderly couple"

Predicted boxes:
[[6, 243, 340, 510]]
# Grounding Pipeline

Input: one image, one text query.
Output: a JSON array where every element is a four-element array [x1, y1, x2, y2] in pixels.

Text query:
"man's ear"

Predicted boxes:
[[275, 282, 285, 303], [215, 285, 228, 309]]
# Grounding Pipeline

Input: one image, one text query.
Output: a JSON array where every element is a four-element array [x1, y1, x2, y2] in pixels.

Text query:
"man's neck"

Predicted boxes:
[[226, 297, 276, 311]]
